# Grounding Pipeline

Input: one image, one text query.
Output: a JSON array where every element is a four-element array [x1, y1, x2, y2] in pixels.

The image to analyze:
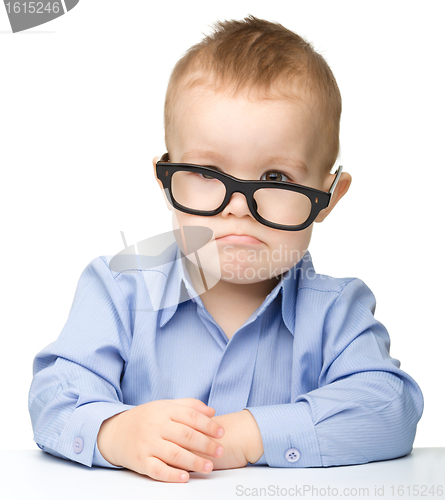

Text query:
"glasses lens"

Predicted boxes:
[[254, 188, 312, 226], [171, 170, 226, 211]]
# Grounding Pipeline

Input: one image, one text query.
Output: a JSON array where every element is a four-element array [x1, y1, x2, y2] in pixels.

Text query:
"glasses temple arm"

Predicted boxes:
[[328, 164, 343, 196]]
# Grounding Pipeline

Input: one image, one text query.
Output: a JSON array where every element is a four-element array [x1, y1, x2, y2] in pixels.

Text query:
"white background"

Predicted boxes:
[[1, 1, 444, 451]]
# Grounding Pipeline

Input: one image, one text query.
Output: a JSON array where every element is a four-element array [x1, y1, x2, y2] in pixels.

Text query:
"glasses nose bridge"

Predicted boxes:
[[225, 174, 253, 197], [225, 180, 250, 202], [224, 182, 257, 212]]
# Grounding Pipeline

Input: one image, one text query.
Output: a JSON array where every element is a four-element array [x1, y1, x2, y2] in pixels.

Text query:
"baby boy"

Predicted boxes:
[[29, 16, 423, 483]]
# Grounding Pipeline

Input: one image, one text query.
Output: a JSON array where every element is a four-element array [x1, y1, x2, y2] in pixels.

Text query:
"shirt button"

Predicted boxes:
[[73, 437, 84, 454], [284, 448, 301, 463]]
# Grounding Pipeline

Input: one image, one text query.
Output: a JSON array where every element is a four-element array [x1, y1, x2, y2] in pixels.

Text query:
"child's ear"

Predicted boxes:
[[152, 156, 172, 212], [315, 172, 352, 223]]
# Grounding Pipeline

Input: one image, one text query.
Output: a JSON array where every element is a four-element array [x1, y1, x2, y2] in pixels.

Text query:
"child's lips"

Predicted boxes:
[[216, 234, 263, 245]]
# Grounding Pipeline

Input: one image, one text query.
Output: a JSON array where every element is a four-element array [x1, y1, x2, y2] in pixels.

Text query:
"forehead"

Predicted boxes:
[[174, 80, 318, 120], [170, 84, 323, 170]]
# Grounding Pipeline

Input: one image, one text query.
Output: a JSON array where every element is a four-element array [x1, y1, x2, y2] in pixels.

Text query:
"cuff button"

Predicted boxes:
[[73, 437, 84, 454], [284, 447, 301, 463]]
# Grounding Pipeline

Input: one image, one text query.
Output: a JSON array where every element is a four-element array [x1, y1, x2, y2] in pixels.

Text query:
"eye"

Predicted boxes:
[[191, 165, 221, 180], [195, 172, 216, 180], [261, 170, 291, 182]]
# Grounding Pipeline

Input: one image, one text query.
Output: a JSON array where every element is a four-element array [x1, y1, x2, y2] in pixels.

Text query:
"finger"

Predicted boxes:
[[161, 421, 224, 458], [174, 398, 215, 416], [171, 404, 224, 439], [142, 455, 190, 483], [154, 440, 214, 475]]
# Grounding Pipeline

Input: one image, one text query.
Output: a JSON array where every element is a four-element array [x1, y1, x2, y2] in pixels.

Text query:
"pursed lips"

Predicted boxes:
[[216, 234, 263, 244]]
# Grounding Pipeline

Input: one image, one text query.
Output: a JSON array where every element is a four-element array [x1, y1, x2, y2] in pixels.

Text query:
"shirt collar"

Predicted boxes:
[[159, 244, 315, 336]]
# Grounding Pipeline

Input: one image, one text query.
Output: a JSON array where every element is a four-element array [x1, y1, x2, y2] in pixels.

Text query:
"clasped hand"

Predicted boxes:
[[97, 398, 257, 483]]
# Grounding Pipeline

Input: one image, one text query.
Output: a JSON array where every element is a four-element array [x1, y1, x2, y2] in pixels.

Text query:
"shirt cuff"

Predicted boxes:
[[248, 452, 267, 465], [54, 402, 135, 467], [93, 442, 123, 468], [245, 403, 321, 467]]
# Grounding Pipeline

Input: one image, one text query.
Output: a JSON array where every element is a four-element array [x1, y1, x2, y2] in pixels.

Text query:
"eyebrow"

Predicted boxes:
[[181, 150, 225, 163], [181, 150, 308, 173], [262, 155, 308, 173]]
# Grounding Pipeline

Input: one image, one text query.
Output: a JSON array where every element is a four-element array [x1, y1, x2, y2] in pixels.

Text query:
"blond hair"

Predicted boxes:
[[164, 15, 342, 173]]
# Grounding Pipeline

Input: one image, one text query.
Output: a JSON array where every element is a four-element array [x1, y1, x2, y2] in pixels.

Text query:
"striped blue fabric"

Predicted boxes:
[[28, 243, 423, 469]]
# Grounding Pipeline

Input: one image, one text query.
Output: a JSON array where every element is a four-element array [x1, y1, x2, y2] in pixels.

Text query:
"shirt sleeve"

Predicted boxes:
[[245, 278, 424, 467], [28, 257, 135, 468]]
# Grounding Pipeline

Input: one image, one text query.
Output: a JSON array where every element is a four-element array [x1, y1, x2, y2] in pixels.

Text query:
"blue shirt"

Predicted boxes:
[[28, 243, 423, 468]]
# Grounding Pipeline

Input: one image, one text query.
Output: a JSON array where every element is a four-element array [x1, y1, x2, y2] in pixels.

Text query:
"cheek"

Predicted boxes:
[[266, 227, 313, 264], [172, 210, 215, 234], [172, 211, 220, 256]]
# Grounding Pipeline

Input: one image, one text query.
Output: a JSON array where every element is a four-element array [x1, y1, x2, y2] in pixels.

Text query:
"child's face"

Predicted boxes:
[[154, 85, 347, 286]]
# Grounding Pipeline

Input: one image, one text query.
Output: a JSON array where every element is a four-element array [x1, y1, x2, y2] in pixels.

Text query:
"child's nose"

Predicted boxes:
[[221, 192, 254, 219]]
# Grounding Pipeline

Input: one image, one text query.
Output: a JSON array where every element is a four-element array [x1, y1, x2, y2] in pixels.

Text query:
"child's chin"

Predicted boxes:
[[218, 266, 274, 285]]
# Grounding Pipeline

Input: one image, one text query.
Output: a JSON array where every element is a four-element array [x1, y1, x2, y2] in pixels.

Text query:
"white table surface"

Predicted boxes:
[[1, 448, 444, 500]]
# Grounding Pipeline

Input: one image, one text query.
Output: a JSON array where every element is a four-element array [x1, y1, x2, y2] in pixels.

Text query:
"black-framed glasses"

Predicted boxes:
[[156, 152, 343, 231]]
